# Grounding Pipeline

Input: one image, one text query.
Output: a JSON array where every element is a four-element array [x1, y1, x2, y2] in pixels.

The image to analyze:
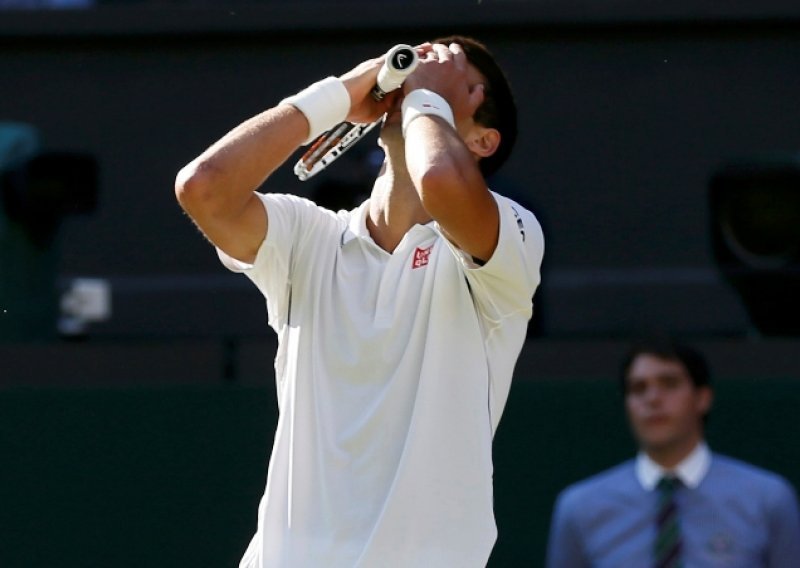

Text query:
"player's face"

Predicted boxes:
[[624, 354, 712, 457]]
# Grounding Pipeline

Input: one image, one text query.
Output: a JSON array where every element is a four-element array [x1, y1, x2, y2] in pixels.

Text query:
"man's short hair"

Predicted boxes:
[[430, 35, 518, 179], [619, 337, 712, 393]]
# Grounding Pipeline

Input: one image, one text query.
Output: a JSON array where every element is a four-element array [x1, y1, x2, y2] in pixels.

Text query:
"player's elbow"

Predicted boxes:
[[175, 160, 225, 218]]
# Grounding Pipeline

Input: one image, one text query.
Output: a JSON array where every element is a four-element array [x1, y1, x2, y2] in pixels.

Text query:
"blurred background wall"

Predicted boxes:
[[1, 1, 799, 566]]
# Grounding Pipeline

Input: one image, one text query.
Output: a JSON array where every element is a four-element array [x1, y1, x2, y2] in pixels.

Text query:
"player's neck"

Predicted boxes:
[[366, 161, 431, 254]]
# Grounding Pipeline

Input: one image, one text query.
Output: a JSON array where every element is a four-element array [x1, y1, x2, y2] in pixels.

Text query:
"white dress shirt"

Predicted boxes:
[[636, 440, 712, 491]]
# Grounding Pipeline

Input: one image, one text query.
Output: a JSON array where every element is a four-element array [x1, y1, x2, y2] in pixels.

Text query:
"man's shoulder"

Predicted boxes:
[[491, 191, 539, 227], [263, 191, 351, 218], [260, 192, 353, 241], [557, 460, 639, 508], [711, 453, 796, 494], [489, 190, 544, 264]]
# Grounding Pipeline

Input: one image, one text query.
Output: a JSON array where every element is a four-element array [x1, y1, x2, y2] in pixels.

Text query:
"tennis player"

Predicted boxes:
[[175, 35, 544, 567]]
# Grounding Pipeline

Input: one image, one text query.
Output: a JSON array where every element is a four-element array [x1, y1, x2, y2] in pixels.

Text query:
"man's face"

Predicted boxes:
[[624, 354, 712, 454]]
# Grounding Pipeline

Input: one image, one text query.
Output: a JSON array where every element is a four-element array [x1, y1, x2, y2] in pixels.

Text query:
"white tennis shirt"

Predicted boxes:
[[219, 191, 544, 568]]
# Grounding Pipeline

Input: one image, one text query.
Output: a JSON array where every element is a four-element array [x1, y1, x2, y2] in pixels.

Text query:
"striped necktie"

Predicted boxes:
[[654, 476, 683, 568]]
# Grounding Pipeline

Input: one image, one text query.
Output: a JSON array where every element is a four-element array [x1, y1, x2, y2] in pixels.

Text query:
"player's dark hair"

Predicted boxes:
[[431, 35, 517, 179], [619, 337, 712, 394]]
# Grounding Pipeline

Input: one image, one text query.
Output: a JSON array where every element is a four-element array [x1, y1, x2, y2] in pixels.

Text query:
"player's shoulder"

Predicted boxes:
[[260, 191, 352, 234], [490, 190, 544, 254], [491, 190, 540, 227], [261, 192, 339, 216]]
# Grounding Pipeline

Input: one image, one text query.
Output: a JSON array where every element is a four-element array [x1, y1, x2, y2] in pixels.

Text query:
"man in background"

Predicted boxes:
[[546, 338, 800, 567]]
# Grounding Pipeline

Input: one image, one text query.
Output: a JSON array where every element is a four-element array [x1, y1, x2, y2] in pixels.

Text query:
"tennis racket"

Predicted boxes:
[[294, 44, 419, 181]]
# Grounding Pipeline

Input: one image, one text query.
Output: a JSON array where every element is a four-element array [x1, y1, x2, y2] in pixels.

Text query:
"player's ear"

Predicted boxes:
[[465, 125, 500, 159]]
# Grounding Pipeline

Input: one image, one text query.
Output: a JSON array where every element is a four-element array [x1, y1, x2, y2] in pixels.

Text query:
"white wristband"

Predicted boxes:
[[280, 76, 351, 145], [401, 89, 456, 138]]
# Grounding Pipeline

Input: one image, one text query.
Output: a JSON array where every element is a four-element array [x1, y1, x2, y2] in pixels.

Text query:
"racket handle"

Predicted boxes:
[[371, 44, 419, 101]]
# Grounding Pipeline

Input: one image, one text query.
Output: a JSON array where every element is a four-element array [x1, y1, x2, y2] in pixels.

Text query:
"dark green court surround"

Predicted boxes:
[[1, 379, 797, 567]]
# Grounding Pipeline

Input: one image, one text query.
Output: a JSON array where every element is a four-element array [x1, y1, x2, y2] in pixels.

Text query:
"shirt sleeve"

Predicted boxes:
[[438, 192, 545, 429], [442, 192, 544, 333], [546, 489, 589, 568], [216, 192, 339, 333], [766, 476, 800, 568]]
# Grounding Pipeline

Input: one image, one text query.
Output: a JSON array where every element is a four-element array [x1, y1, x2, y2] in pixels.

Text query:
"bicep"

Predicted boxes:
[[458, 197, 543, 322], [435, 186, 499, 264]]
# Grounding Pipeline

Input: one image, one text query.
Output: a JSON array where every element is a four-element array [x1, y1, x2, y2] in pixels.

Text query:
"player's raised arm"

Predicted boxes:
[[174, 106, 306, 264], [174, 51, 397, 264], [402, 40, 508, 263]]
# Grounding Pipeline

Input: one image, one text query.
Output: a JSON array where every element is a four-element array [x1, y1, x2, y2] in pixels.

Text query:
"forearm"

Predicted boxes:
[[175, 66, 385, 262], [177, 64, 383, 220], [403, 111, 499, 262], [405, 116, 477, 211], [176, 104, 307, 220]]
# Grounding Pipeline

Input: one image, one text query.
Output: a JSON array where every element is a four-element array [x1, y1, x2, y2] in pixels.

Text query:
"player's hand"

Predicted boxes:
[[340, 43, 429, 125], [402, 42, 485, 127], [340, 55, 396, 125]]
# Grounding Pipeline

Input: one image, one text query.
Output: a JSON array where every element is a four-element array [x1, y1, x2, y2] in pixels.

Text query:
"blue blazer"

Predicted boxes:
[[546, 454, 800, 568]]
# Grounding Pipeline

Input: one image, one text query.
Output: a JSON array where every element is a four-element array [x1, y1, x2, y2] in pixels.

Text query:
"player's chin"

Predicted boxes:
[[377, 125, 402, 151], [383, 109, 402, 126], [381, 92, 403, 120]]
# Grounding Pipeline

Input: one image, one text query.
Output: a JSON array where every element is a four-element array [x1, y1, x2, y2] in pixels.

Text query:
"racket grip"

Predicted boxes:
[[371, 44, 419, 101]]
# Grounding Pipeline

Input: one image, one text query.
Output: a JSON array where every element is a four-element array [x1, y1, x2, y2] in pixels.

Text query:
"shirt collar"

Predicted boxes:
[[340, 200, 372, 247], [339, 198, 438, 248], [635, 441, 711, 490]]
